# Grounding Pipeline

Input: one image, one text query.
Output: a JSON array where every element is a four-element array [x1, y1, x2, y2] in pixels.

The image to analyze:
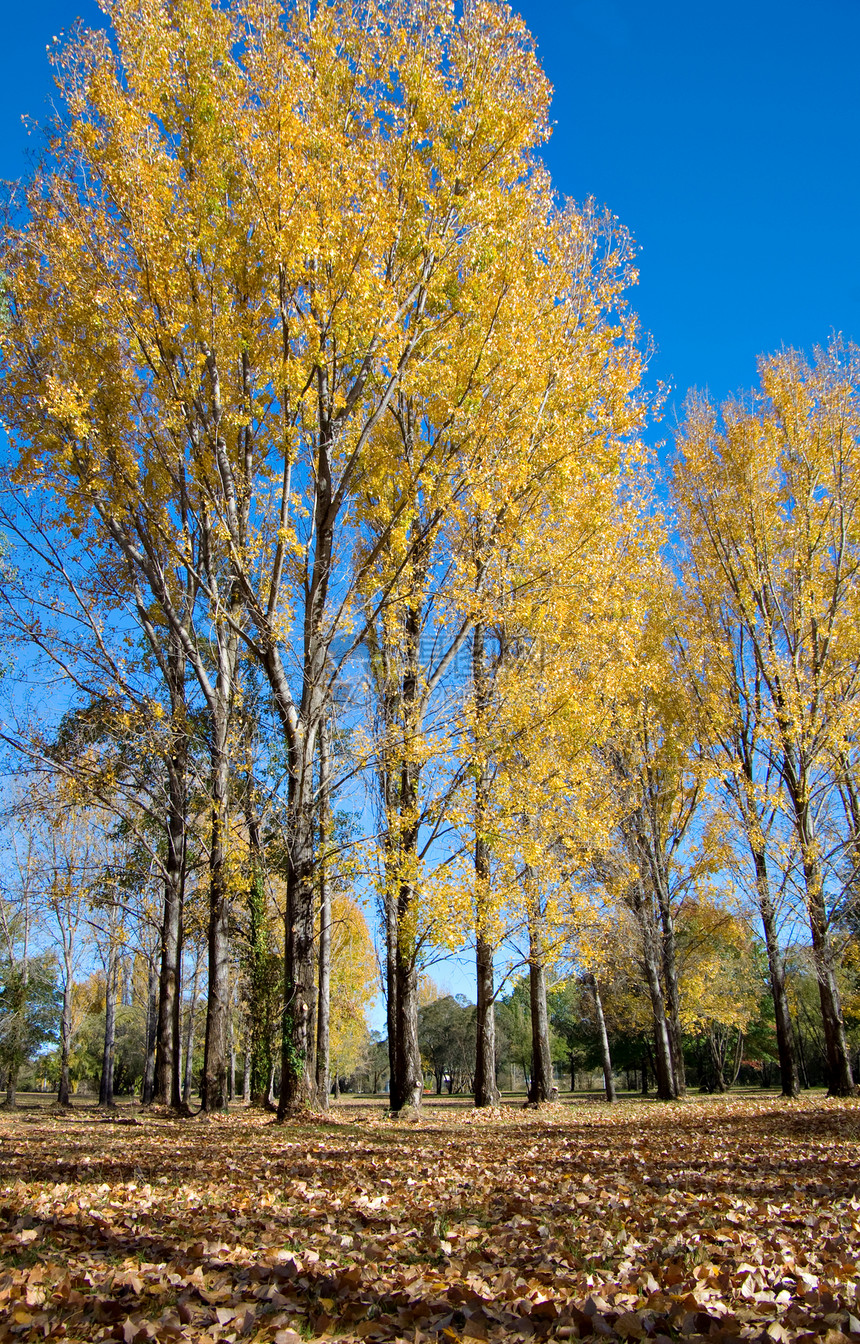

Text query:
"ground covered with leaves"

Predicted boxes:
[[0, 1094, 858, 1344]]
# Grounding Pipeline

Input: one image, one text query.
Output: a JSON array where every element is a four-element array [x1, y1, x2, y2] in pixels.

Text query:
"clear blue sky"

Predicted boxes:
[[2, 0, 857, 436], [517, 0, 860, 432]]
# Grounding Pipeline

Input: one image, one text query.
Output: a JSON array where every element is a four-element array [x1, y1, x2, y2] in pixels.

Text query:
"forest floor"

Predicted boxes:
[[0, 1093, 858, 1344]]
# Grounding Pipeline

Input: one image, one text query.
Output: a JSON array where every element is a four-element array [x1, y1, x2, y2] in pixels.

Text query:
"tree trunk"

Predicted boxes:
[[141, 953, 158, 1105], [785, 763, 854, 1096], [755, 854, 800, 1098], [527, 917, 554, 1104], [5, 1067, 16, 1108], [591, 975, 616, 1103], [5, 946, 27, 1106], [315, 714, 331, 1110], [386, 712, 423, 1113], [99, 937, 117, 1107], [246, 816, 272, 1099], [706, 1027, 727, 1092], [393, 936, 423, 1111], [472, 618, 500, 1108], [201, 702, 233, 1113], [154, 842, 183, 1109], [271, 391, 341, 1119], [794, 1016, 810, 1089], [384, 879, 398, 1105], [243, 1037, 251, 1102], [370, 525, 431, 1115], [730, 1029, 745, 1087], [637, 895, 677, 1099], [57, 946, 73, 1107], [806, 869, 854, 1095], [474, 933, 499, 1106], [656, 883, 686, 1096], [229, 1009, 236, 1102], [278, 749, 318, 1115], [154, 634, 187, 1110], [183, 951, 201, 1104], [737, 742, 800, 1099], [201, 584, 240, 1114]]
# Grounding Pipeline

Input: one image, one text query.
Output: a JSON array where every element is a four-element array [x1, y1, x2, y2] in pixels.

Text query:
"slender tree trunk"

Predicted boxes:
[[387, 601, 426, 1115], [794, 1017, 810, 1089], [390, 746, 423, 1113], [141, 953, 158, 1105], [242, 1036, 251, 1102], [393, 935, 423, 1111], [804, 847, 853, 1095], [636, 890, 677, 1099], [472, 617, 500, 1108], [246, 812, 272, 1100], [201, 702, 233, 1113], [154, 635, 187, 1110], [730, 1029, 744, 1087], [383, 613, 425, 1115], [57, 945, 74, 1107], [384, 880, 398, 1107], [706, 1028, 727, 1092], [5, 946, 27, 1106], [201, 576, 241, 1113], [273, 393, 342, 1118], [6, 1024, 19, 1105], [475, 934, 499, 1106], [316, 713, 331, 1109], [369, 523, 431, 1115], [154, 842, 183, 1108], [591, 975, 616, 1103], [754, 855, 800, 1097], [183, 951, 201, 1104], [786, 765, 854, 1096], [245, 634, 321, 1117], [809, 899, 854, 1095], [229, 1009, 236, 1102], [278, 746, 318, 1115], [655, 882, 686, 1096], [736, 744, 800, 1098], [240, 714, 274, 1105], [99, 937, 117, 1107], [527, 913, 554, 1103]]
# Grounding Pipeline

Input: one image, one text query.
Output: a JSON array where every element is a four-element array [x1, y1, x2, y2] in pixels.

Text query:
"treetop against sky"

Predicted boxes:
[[1, 0, 857, 447]]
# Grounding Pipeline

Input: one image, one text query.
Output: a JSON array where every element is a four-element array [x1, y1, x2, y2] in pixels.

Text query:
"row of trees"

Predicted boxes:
[[0, 803, 378, 1106], [411, 948, 854, 1102], [0, 0, 858, 1112]]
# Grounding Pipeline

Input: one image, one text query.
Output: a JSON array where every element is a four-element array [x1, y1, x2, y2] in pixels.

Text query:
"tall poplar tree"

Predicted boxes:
[[674, 340, 860, 1096]]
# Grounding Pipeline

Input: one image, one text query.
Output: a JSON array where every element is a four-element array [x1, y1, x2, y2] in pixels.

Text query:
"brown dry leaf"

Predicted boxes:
[[2, 1096, 860, 1343]]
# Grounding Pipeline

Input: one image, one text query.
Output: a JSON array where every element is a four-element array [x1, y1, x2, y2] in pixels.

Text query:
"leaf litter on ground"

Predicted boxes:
[[1, 1094, 859, 1344]]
